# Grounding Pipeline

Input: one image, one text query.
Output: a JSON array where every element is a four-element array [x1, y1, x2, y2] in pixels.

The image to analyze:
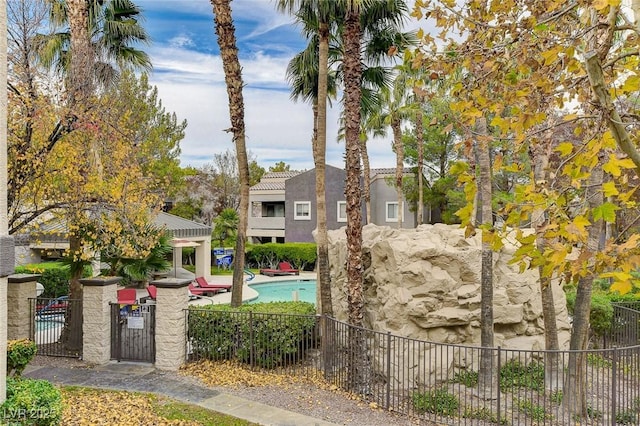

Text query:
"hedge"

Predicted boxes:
[[245, 243, 316, 271], [7, 339, 37, 377], [1, 377, 63, 426], [188, 301, 318, 368], [15, 262, 91, 297]]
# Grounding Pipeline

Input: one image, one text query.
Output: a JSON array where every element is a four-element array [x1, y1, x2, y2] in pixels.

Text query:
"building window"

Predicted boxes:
[[386, 201, 402, 222], [337, 201, 347, 222], [294, 201, 311, 220]]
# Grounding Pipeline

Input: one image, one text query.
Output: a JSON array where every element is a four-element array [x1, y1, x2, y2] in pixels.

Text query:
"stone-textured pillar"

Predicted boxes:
[[7, 274, 40, 340], [80, 277, 120, 365], [152, 278, 191, 370]]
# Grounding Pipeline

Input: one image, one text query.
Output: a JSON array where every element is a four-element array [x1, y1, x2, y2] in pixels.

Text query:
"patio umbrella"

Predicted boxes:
[[169, 238, 200, 278]]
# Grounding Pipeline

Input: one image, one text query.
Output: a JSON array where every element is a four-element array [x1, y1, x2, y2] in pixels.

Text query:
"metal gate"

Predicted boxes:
[[30, 297, 83, 358], [110, 302, 156, 363]]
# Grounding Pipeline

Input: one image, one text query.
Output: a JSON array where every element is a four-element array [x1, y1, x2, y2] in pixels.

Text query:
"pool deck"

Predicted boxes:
[[143, 271, 317, 306]]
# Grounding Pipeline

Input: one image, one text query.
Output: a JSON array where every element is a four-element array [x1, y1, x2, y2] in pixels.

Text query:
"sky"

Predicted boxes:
[[136, 0, 414, 172]]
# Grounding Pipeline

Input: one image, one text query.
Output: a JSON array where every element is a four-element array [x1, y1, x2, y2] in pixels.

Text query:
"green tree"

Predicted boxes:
[[212, 208, 239, 248], [268, 161, 292, 172]]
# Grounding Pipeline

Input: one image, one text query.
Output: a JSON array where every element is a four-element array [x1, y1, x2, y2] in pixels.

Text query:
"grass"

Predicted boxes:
[[60, 386, 259, 425]]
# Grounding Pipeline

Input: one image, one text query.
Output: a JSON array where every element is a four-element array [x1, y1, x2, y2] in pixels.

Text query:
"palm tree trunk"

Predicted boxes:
[[343, 5, 368, 393], [392, 118, 403, 229], [476, 117, 496, 394], [315, 20, 332, 316], [361, 139, 371, 225], [564, 155, 605, 418], [211, 0, 248, 307], [64, 0, 93, 351]]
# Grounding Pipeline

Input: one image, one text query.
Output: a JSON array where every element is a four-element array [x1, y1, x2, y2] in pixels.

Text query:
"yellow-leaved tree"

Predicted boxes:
[[413, 0, 640, 418]]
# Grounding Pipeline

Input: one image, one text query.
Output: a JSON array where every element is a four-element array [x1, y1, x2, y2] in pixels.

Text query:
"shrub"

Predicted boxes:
[[7, 339, 37, 377], [499, 359, 545, 391], [1, 377, 63, 426], [566, 290, 615, 338], [412, 387, 459, 416], [15, 262, 90, 297], [188, 302, 318, 368], [246, 243, 316, 271]]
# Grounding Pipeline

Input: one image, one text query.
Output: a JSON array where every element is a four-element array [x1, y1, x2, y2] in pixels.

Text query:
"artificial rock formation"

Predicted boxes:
[[327, 224, 571, 351]]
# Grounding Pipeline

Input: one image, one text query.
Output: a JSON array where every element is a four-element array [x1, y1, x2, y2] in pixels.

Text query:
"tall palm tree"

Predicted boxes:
[[1, 0, 10, 403], [38, 0, 151, 91], [278, 0, 339, 317], [210, 0, 249, 307]]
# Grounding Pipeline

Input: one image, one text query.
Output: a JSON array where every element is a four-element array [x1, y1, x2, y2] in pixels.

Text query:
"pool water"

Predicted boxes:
[[248, 280, 316, 304]]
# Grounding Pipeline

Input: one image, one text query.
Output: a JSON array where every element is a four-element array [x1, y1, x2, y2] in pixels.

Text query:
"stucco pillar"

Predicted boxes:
[[152, 278, 190, 370], [7, 274, 40, 340], [195, 239, 211, 280], [80, 277, 120, 365]]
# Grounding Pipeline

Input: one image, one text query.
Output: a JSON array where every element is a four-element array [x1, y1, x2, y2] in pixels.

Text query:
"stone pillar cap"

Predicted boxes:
[[8, 273, 42, 283], [151, 278, 192, 288]]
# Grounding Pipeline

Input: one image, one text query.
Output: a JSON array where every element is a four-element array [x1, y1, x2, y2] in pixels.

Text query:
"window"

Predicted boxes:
[[386, 202, 402, 222], [294, 201, 311, 220], [337, 201, 347, 222]]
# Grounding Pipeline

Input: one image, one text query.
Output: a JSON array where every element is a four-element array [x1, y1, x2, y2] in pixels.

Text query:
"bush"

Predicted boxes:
[[566, 290, 615, 338], [1, 377, 63, 426], [246, 243, 316, 271], [15, 263, 70, 297], [412, 387, 459, 416], [7, 339, 37, 377], [188, 302, 318, 368]]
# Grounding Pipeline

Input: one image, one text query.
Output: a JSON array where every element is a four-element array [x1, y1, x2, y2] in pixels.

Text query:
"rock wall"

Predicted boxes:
[[327, 224, 571, 351]]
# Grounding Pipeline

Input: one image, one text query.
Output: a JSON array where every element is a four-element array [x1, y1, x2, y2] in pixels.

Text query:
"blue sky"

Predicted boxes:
[[136, 0, 405, 171]]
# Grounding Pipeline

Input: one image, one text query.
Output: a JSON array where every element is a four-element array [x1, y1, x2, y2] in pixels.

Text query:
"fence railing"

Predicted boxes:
[[185, 308, 640, 425], [186, 308, 322, 376], [29, 297, 83, 358]]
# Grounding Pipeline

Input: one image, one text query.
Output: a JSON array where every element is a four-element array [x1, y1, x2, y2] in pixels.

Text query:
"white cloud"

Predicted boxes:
[[168, 34, 195, 48], [141, 0, 401, 172]]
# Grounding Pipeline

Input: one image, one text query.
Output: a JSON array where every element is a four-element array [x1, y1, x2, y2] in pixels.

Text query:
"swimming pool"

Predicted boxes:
[[248, 279, 316, 304]]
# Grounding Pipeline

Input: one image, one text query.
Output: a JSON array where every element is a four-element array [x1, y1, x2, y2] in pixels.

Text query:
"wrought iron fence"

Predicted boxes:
[[186, 308, 322, 376], [29, 297, 83, 358], [185, 308, 640, 425]]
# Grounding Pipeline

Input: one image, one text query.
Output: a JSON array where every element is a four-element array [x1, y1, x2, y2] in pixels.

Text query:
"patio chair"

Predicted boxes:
[[259, 261, 300, 277], [117, 288, 137, 305], [188, 282, 219, 298], [194, 276, 232, 292], [140, 285, 157, 304]]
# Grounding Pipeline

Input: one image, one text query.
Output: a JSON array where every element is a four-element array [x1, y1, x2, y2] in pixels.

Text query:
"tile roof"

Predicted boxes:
[[251, 181, 286, 191]]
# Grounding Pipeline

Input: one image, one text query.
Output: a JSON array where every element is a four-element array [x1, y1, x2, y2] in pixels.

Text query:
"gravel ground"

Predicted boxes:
[[29, 356, 433, 425]]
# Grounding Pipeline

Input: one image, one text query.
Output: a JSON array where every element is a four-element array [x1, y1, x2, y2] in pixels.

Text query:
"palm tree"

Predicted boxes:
[[37, 0, 151, 91], [210, 0, 250, 307], [278, 0, 340, 317]]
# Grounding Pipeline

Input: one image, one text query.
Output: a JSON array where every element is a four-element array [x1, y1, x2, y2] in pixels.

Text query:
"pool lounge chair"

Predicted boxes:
[[188, 282, 220, 298], [194, 277, 232, 292], [259, 261, 299, 277]]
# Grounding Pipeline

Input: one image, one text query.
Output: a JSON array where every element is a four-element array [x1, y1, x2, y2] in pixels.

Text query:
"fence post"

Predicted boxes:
[[153, 278, 191, 370], [497, 346, 501, 423], [80, 277, 120, 364], [249, 311, 255, 368], [7, 274, 39, 340], [611, 347, 617, 426], [386, 331, 391, 410]]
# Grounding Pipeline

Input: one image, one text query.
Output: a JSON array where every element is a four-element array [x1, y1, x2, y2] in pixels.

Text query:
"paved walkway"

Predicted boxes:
[[24, 361, 339, 426]]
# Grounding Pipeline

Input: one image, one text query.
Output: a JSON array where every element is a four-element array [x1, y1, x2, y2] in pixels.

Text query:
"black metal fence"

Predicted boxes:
[[186, 308, 321, 375], [29, 297, 83, 358], [185, 307, 640, 425]]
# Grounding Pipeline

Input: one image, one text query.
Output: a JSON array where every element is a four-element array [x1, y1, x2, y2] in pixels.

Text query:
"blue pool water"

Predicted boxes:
[[248, 280, 316, 304]]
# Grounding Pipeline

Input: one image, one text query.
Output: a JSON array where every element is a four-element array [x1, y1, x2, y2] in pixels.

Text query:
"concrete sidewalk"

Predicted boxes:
[[24, 362, 340, 426]]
